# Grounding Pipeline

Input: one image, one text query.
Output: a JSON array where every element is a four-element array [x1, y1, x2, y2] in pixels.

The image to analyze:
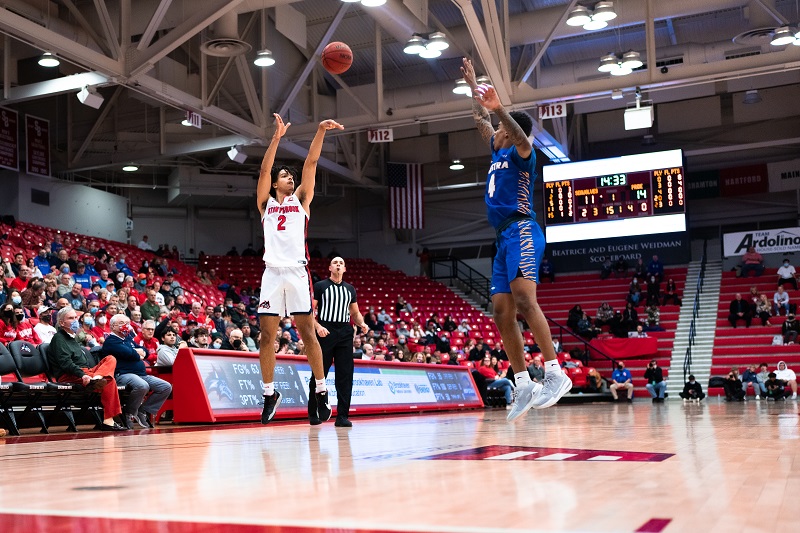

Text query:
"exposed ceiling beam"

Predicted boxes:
[[71, 86, 125, 166], [2, 72, 110, 104], [92, 0, 121, 60], [518, 0, 579, 86], [235, 54, 265, 127], [138, 0, 174, 51], [128, 0, 245, 79], [59, 0, 111, 57]]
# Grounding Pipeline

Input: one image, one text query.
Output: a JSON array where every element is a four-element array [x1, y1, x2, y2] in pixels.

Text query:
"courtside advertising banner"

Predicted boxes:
[[723, 226, 800, 257]]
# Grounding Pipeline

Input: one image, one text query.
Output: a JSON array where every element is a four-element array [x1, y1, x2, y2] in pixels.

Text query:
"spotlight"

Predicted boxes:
[[403, 35, 425, 55], [449, 160, 465, 171], [742, 90, 762, 104], [592, 2, 618, 22], [227, 145, 247, 164], [38, 52, 59, 67], [419, 47, 442, 59], [426, 32, 449, 52], [453, 79, 471, 96], [598, 53, 618, 73], [566, 6, 591, 27], [476, 75, 491, 85], [583, 18, 608, 31], [621, 50, 643, 70], [360, 0, 387, 5], [611, 89, 623, 100], [77, 86, 104, 109], [770, 26, 796, 46], [122, 165, 139, 172], [253, 49, 275, 67]]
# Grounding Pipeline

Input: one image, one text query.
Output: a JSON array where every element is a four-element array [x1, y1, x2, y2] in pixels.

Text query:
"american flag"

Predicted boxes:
[[388, 162, 424, 229]]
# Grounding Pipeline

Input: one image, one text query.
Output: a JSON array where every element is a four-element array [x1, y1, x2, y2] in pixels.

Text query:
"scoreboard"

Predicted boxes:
[[542, 150, 687, 244]]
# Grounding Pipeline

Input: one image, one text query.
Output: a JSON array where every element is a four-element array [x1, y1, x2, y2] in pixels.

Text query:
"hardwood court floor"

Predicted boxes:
[[0, 400, 797, 533]]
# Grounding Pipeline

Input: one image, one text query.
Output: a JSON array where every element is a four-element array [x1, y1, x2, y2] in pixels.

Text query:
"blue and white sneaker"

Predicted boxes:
[[531, 371, 572, 409], [507, 381, 544, 422]]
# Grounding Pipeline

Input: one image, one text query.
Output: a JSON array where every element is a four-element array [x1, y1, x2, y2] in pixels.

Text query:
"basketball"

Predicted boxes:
[[321, 41, 353, 75]]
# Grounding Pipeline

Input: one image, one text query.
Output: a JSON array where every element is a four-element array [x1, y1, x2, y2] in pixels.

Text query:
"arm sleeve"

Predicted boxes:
[[313, 281, 325, 302], [349, 284, 357, 304]]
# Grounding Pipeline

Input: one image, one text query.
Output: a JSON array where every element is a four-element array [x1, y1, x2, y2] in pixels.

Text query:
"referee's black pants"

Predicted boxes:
[[308, 323, 354, 421]]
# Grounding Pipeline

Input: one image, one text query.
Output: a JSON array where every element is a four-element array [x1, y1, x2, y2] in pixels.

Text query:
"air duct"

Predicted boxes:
[[200, 11, 251, 57]]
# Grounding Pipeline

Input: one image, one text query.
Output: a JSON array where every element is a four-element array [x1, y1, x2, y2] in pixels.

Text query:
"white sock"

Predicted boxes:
[[545, 359, 561, 374], [263, 382, 275, 396], [515, 371, 532, 387], [315, 378, 326, 393]]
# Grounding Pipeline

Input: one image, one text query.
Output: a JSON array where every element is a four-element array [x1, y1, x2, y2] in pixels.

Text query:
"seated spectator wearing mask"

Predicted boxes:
[[679, 375, 705, 403], [102, 314, 172, 428], [156, 328, 187, 367], [33, 249, 51, 276], [0, 304, 41, 345], [777, 259, 799, 291], [47, 306, 124, 431], [134, 320, 160, 366], [774, 361, 797, 400], [34, 306, 57, 343]]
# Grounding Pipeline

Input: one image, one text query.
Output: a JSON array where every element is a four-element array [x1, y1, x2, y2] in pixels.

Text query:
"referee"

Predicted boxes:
[[310, 257, 368, 427]]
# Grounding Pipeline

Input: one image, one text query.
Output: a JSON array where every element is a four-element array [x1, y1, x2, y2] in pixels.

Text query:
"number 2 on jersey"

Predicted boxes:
[[276, 215, 286, 231]]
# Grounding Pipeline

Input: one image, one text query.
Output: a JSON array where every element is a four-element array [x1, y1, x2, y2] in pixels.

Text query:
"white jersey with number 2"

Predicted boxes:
[[262, 194, 309, 267]]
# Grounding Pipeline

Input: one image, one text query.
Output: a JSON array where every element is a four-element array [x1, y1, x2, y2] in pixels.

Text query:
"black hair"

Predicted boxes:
[[688, 374, 695, 380], [509, 111, 533, 137], [269, 165, 299, 198]]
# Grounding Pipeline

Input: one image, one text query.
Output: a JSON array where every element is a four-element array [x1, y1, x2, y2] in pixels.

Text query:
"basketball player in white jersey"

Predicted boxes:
[[256, 113, 344, 424]]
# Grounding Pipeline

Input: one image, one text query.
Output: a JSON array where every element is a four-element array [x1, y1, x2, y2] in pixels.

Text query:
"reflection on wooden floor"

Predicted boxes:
[[0, 400, 798, 533]]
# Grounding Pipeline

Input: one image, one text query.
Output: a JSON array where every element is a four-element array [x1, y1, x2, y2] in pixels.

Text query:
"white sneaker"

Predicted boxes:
[[506, 381, 543, 422], [531, 371, 573, 410], [755, 396, 761, 400], [793, 394, 798, 400], [683, 398, 688, 404]]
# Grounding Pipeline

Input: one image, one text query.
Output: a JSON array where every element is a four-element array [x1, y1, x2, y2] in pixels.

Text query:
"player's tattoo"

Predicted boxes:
[[472, 99, 493, 144], [495, 106, 529, 148]]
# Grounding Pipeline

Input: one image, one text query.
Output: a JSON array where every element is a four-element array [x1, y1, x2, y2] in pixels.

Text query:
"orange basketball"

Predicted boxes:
[[321, 41, 353, 75]]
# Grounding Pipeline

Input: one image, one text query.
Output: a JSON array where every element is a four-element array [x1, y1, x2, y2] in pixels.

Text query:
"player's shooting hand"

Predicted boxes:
[[474, 84, 500, 111], [272, 113, 291, 138], [460, 57, 478, 88], [316, 325, 330, 337], [319, 119, 344, 131]]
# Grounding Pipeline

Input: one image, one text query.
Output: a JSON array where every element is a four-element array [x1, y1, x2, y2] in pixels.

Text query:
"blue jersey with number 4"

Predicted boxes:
[[484, 136, 537, 230]]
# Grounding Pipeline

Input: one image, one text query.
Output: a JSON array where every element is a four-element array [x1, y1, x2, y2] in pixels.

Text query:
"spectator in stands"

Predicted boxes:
[[647, 255, 664, 283], [73, 263, 91, 288], [644, 359, 666, 403], [221, 328, 249, 352], [140, 289, 161, 322], [4, 304, 40, 345], [566, 304, 583, 331], [34, 306, 56, 343], [599, 257, 613, 280], [723, 370, 746, 401], [757, 362, 770, 389], [0, 303, 18, 345], [614, 258, 628, 278], [77, 312, 101, 348], [240, 243, 257, 257], [645, 303, 664, 331], [115, 255, 133, 277], [66, 283, 86, 312], [103, 314, 171, 428], [365, 312, 385, 333], [609, 310, 628, 338], [528, 356, 545, 383], [360, 343, 375, 360], [47, 306, 124, 431], [188, 327, 210, 349], [9, 265, 31, 293], [739, 246, 764, 278], [225, 246, 239, 257], [632, 325, 648, 338], [229, 302, 248, 328], [728, 293, 752, 328], [782, 314, 800, 345], [240, 324, 257, 352], [21, 280, 45, 314], [755, 294, 773, 326], [595, 302, 614, 328], [377, 308, 394, 325], [24, 258, 41, 280], [740, 364, 763, 399], [442, 314, 457, 332], [576, 312, 600, 339], [123, 295, 138, 320], [764, 372, 789, 401], [56, 273, 74, 297], [679, 375, 705, 403], [777, 259, 798, 291], [622, 302, 639, 331], [9, 252, 24, 277], [773, 286, 790, 316], [775, 361, 797, 399], [585, 367, 603, 392], [137, 235, 153, 251], [457, 319, 471, 334], [156, 328, 186, 367], [748, 286, 760, 308], [396, 320, 411, 338], [627, 278, 642, 307], [646, 275, 661, 307], [633, 258, 647, 279], [661, 278, 681, 306], [352, 336, 365, 358], [209, 306, 225, 334], [50, 234, 63, 253], [469, 339, 489, 361], [0, 279, 7, 307], [135, 320, 159, 366], [609, 361, 634, 401], [477, 355, 514, 405], [539, 258, 555, 283], [416, 248, 431, 277]]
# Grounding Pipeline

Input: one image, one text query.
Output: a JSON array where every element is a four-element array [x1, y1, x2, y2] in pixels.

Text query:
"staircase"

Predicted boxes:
[[666, 260, 722, 399]]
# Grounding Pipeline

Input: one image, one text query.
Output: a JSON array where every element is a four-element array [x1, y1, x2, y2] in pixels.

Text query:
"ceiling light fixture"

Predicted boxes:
[[181, 118, 193, 126], [449, 160, 465, 171], [742, 90, 762, 104], [598, 51, 642, 76], [770, 26, 797, 46], [476, 75, 490, 85], [38, 52, 60, 67], [360, 0, 387, 6], [403, 35, 426, 55], [418, 47, 442, 59], [621, 50, 643, 69], [426, 32, 449, 51], [253, 49, 275, 67], [77, 86, 104, 109], [566, 1, 616, 31], [453, 79, 471, 96], [404, 32, 449, 58], [227, 145, 247, 164], [122, 165, 139, 172]]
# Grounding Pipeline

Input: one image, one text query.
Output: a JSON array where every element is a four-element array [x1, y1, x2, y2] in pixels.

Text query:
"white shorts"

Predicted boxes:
[[258, 266, 313, 316]]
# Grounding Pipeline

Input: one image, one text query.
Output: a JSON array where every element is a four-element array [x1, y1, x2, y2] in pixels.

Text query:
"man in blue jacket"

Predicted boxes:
[[102, 314, 172, 428], [609, 360, 634, 401]]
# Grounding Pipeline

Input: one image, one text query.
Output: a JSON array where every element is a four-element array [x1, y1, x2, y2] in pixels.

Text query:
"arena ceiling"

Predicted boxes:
[[1, 0, 799, 208]]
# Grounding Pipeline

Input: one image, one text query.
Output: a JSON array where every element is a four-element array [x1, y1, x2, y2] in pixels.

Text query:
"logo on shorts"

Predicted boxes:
[[298, 260, 307, 265], [259, 300, 271, 310]]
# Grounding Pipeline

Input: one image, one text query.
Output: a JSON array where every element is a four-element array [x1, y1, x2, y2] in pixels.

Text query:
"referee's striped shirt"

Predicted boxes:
[[314, 279, 357, 324]]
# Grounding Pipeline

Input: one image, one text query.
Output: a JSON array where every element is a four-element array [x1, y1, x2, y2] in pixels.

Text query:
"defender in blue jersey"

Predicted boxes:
[[462, 58, 571, 421]]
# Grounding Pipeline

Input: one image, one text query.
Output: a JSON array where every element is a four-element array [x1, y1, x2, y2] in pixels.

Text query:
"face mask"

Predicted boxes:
[[399, 339, 406, 344], [213, 341, 222, 349], [180, 319, 187, 326], [139, 280, 146, 286], [143, 262, 149, 268], [117, 274, 125, 282], [69, 320, 80, 333], [617, 364, 623, 370], [784, 262, 790, 266], [84, 317, 95, 327], [12, 296, 22, 305], [61, 266, 70, 274], [232, 339, 242, 349], [90, 307, 99, 314], [689, 380, 695, 384], [226, 304, 233, 308], [14, 313, 24, 321], [98, 316, 107, 325], [2, 309, 12, 318]]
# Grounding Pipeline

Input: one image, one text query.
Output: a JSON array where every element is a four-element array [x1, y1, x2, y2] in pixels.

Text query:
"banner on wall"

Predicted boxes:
[[719, 164, 768, 197], [0, 107, 19, 171], [26, 114, 50, 177], [547, 232, 690, 272], [685, 170, 719, 200], [767, 159, 800, 192], [723, 227, 800, 257]]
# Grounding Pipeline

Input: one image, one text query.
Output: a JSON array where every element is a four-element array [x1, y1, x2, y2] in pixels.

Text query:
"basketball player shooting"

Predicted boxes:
[[460, 58, 571, 421], [256, 113, 344, 424]]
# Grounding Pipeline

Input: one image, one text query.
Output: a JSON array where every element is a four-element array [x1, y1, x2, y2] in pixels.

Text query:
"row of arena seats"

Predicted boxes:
[[708, 269, 800, 396], [0, 341, 133, 435]]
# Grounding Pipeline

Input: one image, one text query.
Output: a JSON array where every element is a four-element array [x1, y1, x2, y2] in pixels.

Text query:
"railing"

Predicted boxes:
[[683, 239, 709, 383], [545, 316, 618, 376], [430, 257, 491, 307]]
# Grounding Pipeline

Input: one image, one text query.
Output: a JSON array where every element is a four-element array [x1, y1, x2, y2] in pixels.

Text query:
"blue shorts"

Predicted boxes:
[[491, 219, 545, 295]]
